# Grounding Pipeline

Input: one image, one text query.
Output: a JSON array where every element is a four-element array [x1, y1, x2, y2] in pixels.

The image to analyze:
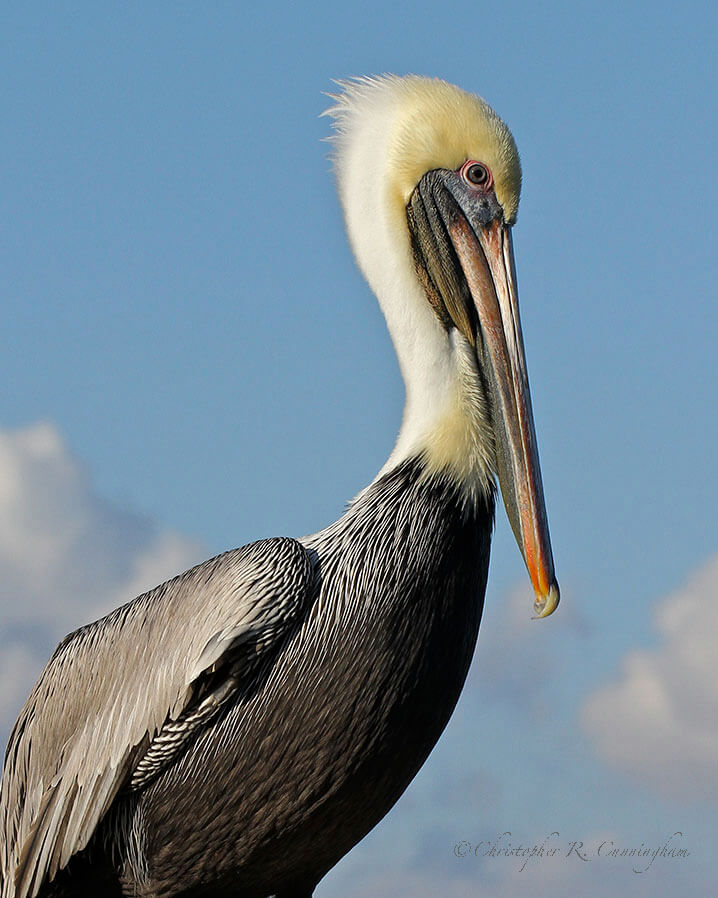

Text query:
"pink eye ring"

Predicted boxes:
[[460, 160, 492, 189]]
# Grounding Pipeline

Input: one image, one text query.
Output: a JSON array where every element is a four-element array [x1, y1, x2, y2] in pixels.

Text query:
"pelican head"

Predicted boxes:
[[325, 74, 558, 617]]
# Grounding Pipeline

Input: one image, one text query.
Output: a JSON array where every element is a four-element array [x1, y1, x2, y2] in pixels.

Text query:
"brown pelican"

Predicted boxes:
[[0, 74, 559, 898]]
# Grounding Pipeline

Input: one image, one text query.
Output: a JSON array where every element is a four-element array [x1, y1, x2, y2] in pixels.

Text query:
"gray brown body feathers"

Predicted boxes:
[[1, 459, 493, 898]]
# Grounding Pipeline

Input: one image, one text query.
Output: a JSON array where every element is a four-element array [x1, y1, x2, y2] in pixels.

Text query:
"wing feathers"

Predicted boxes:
[[1, 537, 312, 898]]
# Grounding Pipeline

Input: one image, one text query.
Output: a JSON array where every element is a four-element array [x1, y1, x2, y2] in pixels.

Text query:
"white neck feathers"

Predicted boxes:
[[325, 76, 498, 500]]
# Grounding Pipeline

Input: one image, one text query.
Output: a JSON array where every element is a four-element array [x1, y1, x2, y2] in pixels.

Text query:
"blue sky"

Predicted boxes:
[[1, 2, 717, 895]]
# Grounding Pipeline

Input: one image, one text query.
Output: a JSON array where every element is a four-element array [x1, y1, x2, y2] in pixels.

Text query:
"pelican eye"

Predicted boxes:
[[461, 161, 492, 189]]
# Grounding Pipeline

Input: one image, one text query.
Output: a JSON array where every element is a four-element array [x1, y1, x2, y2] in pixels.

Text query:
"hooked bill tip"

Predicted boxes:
[[533, 581, 560, 619]]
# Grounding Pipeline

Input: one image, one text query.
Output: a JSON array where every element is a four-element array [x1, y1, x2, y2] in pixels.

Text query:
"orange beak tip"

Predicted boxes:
[[532, 580, 560, 619]]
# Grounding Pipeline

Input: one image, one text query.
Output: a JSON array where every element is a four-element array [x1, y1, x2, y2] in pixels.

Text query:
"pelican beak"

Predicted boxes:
[[407, 173, 559, 617], [449, 215, 559, 617]]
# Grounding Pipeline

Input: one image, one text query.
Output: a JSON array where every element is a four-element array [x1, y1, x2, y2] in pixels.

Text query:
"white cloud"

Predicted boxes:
[[0, 644, 44, 736], [0, 421, 205, 735], [582, 555, 718, 801]]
